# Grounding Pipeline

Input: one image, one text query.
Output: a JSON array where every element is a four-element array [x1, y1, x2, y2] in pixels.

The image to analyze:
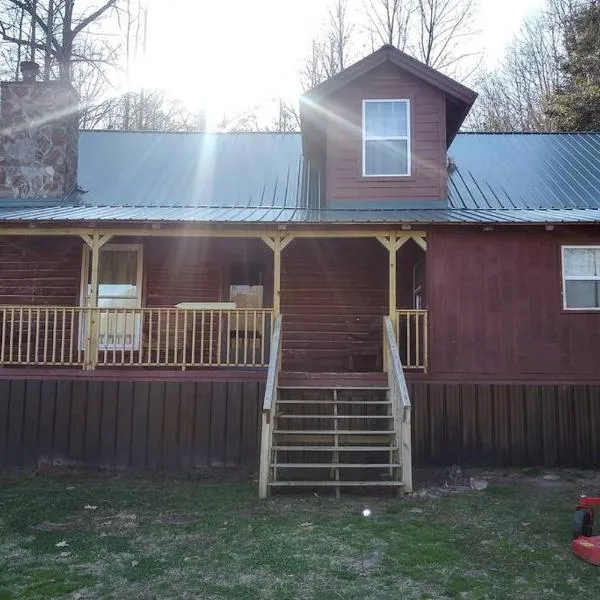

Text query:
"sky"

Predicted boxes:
[[135, 0, 547, 124]]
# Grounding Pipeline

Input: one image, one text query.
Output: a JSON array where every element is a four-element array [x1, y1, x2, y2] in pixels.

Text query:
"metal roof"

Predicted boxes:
[[0, 131, 600, 225]]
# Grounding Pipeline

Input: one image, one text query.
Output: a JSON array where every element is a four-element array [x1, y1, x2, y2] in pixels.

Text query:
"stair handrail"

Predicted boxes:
[[259, 314, 283, 498], [383, 316, 413, 493]]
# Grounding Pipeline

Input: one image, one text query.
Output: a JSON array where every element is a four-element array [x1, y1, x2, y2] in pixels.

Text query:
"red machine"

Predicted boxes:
[[572, 495, 600, 565]]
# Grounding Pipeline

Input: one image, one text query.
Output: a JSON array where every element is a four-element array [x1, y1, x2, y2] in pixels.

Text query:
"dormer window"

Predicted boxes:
[[362, 99, 411, 177]]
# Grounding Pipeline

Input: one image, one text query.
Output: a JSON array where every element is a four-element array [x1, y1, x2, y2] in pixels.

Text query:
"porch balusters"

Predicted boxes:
[[0, 306, 273, 370]]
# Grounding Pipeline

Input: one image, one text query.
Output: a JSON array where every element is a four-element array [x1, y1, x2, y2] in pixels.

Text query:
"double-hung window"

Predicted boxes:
[[562, 246, 600, 310], [362, 99, 411, 177]]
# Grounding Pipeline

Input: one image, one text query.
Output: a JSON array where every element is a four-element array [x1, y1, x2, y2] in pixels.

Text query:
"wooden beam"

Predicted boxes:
[[273, 233, 282, 318], [260, 235, 275, 251], [376, 236, 390, 251], [80, 233, 94, 248], [1, 226, 428, 240], [396, 235, 410, 251], [389, 232, 397, 326], [280, 234, 295, 251], [411, 235, 427, 251]]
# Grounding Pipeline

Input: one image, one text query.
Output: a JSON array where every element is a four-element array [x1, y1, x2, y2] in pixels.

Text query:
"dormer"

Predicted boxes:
[[300, 45, 477, 207]]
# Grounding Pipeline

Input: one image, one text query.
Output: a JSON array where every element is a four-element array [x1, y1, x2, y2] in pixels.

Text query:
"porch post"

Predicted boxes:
[[273, 233, 282, 319], [388, 232, 397, 328], [261, 232, 293, 322], [80, 232, 113, 370]]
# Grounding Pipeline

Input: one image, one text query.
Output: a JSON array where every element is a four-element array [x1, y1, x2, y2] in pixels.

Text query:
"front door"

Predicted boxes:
[[81, 244, 143, 350]]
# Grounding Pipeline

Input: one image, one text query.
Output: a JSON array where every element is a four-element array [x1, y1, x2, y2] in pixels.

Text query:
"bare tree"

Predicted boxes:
[[364, 0, 480, 77], [365, 0, 413, 50], [0, 0, 119, 81], [413, 0, 479, 73], [301, 0, 355, 90], [468, 0, 583, 131]]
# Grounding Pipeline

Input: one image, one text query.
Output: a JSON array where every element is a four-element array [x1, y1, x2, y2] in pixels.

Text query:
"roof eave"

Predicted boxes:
[[301, 45, 477, 108]]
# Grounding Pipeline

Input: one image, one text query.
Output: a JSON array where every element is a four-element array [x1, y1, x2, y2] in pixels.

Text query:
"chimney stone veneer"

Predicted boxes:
[[0, 80, 79, 199]]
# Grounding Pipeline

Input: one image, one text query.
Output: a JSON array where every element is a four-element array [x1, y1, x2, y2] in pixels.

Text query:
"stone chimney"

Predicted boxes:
[[0, 62, 79, 199]]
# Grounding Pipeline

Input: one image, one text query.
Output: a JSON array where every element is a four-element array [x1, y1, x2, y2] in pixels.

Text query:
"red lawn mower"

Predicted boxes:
[[572, 495, 600, 565]]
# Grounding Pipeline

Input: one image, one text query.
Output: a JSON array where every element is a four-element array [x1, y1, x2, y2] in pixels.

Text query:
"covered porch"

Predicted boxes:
[[0, 226, 428, 374]]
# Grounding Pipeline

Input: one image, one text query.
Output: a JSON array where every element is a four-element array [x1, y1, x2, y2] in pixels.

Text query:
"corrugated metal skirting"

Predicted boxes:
[[1, 379, 600, 471], [411, 383, 600, 468], [0, 379, 264, 470]]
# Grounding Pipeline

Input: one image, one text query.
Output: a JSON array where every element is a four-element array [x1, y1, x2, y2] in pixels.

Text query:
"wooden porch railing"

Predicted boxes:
[[259, 314, 283, 499], [0, 306, 273, 369], [384, 315, 413, 493], [396, 309, 428, 370]]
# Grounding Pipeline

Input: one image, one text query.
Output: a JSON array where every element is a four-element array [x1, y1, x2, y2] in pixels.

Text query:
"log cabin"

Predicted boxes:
[[1, 49, 600, 496]]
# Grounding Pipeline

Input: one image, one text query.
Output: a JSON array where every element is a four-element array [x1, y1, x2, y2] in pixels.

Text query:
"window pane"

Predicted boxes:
[[565, 280, 600, 308], [365, 139, 408, 175], [364, 101, 407, 138], [98, 250, 138, 285], [564, 248, 600, 277], [98, 288, 138, 303]]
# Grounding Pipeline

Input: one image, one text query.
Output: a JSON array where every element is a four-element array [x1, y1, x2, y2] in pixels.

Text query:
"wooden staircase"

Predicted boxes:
[[268, 385, 404, 495], [259, 316, 413, 497]]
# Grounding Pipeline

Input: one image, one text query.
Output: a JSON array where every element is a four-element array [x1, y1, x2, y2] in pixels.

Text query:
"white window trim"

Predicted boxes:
[[561, 245, 600, 311], [80, 243, 144, 308], [362, 98, 411, 178], [79, 243, 144, 351]]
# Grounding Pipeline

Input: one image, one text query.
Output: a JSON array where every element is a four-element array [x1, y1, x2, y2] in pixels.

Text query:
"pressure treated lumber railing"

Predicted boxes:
[[259, 315, 283, 499], [396, 309, 428, 371], [384, 315, 413, 493], [0, 306, 272, 369]]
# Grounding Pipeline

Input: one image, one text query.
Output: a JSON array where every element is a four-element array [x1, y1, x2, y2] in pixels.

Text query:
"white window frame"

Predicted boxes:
[[561, 245, 600, 311], [362, 98, 411, 178], [79, 243, 144, 350]]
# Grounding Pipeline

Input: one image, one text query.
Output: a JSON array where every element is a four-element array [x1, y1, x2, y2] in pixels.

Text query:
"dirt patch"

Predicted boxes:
[[97, 511, 138, 531], [31, 521, 72, 532]]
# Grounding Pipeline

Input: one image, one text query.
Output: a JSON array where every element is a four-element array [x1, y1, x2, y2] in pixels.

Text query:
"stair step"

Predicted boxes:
[[272, 446, 395, 452], [279, 386, 388, 391], [268, 481, 404, 487], [277, 400, 391, 405], [273, 430, 394, 435], [270, 463, 402, 468], [275, 415, 392, 419]]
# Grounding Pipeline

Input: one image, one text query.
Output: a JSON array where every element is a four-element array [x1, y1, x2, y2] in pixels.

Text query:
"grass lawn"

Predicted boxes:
[[1, 469, 600, 599]]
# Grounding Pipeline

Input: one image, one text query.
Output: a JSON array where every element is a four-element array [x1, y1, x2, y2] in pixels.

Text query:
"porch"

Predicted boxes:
[[0, 229, 428, 373]]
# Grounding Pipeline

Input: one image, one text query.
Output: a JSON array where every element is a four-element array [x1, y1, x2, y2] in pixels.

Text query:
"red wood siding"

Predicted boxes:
[[0, 236, 81, 305], [324, 62, 447, 203], [427, 227, 600, 379], [281, 238, 388, 372]]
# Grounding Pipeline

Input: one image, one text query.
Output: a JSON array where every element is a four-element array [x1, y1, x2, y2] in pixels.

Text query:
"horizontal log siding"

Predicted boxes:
[[325, 62, 447, 203], [281, 238, 388, 372], [144, 237, 273, 307], [0, 236, 81, 305], [0, 378, 264, 470], [0, 236, 272, 309], [410, 382, 600, 468], [427, 227, 600, 379]]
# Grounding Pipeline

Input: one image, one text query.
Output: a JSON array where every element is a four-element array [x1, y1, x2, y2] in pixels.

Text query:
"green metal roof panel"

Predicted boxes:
[[77, 131, 304, 208], [448, 133, 600, 210], [1, 131, 600, 224]]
